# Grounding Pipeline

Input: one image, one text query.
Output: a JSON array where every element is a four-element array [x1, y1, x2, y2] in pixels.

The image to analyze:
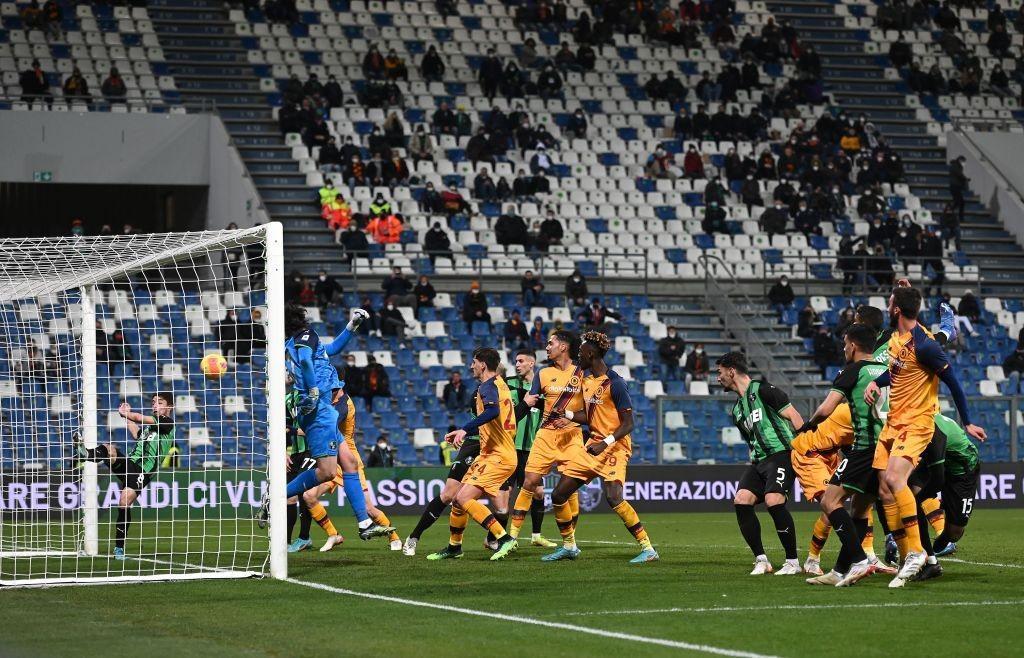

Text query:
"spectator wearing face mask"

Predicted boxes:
[[409, 124, 434, 162], [767, 276, 794, 318], [646, 146, 677, 180], [538, 210, 564, 251], [366, 435, 395, 467], [462, 282, 490, 326], [792, 198, 820, 236], [441, 183, 472, 216], [683, 344, 709, 385], [362, 355, 391, 404], [682, 145, 705, 179], [380, 297, 408, 342], [323, 74, 343, 108], [566, 108, 588, 138], [504, 310, 530, 350], [339, 224, 369, 264], [521, 270, 544, 306], [420, 45, 445, 81], [365, 212, 403, 244], [314, 270, 342, 308], [359, 296, 382, 336], [759, 201, 789, 237], [702, 200, 727, 234], [381, 266, 414, 305], [423, 221, 452, 263], [413, 275, 436, 314], [565, 269, 587, 305], [658, 326, 686, 380], [579, 298, 620, 331]]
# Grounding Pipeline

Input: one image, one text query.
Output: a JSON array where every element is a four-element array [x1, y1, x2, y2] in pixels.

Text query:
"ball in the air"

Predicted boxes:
[[200, 353, 228, 380]]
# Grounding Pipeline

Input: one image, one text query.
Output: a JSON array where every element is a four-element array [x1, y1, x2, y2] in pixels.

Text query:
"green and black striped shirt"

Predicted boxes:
[[730, 380, 795, 462]]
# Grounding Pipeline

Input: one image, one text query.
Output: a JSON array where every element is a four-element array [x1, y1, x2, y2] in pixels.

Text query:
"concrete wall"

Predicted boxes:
[[0, 111, 268, 228], [947, 130, 1024, 248]]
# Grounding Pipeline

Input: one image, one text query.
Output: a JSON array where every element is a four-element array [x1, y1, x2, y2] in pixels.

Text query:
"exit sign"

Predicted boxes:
[[33, 171, 53, 182]]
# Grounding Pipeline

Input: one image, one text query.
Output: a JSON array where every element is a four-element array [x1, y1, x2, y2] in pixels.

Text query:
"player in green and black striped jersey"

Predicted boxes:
[[78, 392, 175, 560], [801, 324, 892, 585], [284, 386, 316, 549], [932, 413, 981, 556], [716, 351, 805, 576], [496, 349, 557, 548]]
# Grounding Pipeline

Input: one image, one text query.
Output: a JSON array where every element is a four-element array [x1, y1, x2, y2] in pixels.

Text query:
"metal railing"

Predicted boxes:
[[698, 253, 817, 388], [655, 394, 1021, 464], [0, 93, 216, 114]]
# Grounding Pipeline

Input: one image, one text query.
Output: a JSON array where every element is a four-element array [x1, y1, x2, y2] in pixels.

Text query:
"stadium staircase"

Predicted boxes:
[[149, 0, 313, 254], [766, 0, 1024, 300]]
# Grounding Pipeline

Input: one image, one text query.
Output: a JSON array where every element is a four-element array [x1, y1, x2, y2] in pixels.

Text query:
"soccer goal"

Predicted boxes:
[[0, 224, 287, 587]]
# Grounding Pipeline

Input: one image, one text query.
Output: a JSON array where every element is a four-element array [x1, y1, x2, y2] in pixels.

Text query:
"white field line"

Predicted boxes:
[[943, 558, 1024, 569], [556, 600, 1024, 617], [285, 577, 781, 658]]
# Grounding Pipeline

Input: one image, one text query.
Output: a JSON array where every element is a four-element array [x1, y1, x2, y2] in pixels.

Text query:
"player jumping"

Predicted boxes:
[[78, 393, 176, 560], [864, 285, 986, 587], [717, 351, 805, 575], [545, 331, 658, 563], [426, 348, 519, 561], [258, 304, 392, 540]]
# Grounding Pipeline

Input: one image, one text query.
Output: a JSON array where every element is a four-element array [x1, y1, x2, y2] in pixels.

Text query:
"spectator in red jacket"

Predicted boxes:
[[441, 183, 472, 216], [682, 145, 705, 179], [366, 213, 403, 244]]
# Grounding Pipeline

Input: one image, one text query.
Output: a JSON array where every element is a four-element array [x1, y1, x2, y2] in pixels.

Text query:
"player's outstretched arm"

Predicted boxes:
[[324, 309, 369, 356], [118, 402, 149, 437], [803, 390, 844, 431]]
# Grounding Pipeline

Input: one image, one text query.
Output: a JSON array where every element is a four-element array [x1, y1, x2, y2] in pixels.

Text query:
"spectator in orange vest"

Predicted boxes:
[[366, 213, 403, 244], [323, 195, 353, 243]]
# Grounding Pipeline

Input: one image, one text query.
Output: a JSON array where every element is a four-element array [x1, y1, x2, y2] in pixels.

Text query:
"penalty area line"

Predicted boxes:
[[943, 558, 1024, 569], [284, 577, 779, 658], [558, 600, 1024, 617]]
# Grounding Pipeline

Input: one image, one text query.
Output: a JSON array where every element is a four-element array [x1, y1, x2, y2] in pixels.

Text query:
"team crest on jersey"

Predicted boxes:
[[328, 440, 337, 451], [569, 375, 582, 388]]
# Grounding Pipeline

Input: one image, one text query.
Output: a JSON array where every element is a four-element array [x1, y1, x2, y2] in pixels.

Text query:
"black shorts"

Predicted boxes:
[[447, 440, 481, 481], [287, 450, 315, 482], [500, 449, 531, 491], [830, 447, 879, 495], [738, 451, 793, 500], [111, 457, 152, 491], [908, 430, 948, 495], [941, 467, 979, 527]]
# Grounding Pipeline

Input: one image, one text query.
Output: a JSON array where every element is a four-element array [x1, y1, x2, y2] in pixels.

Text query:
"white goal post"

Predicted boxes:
[[0, 224, 286, 587]]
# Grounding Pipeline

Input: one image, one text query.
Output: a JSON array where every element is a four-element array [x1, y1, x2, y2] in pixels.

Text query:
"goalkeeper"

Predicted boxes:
[[258, 305, 393, 541], [78, 392, 176, 560]]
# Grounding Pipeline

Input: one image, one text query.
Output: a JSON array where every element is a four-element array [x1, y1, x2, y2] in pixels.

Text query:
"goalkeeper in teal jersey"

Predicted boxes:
[[78, 392, 176, 560]]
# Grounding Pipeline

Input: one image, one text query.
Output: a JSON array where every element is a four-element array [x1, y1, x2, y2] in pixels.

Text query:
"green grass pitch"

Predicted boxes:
[[2, 510, 1023, 657]]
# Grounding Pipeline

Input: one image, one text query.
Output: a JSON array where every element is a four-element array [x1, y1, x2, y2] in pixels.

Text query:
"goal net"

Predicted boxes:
[[0, 224, 286, 587]]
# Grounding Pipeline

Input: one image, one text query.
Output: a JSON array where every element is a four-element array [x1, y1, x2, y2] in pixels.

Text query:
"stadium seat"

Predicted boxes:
[[662, 442, 685, 462]]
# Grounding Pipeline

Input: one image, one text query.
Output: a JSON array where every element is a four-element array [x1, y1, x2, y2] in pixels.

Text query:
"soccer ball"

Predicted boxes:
[[200, 353, 228, 380]]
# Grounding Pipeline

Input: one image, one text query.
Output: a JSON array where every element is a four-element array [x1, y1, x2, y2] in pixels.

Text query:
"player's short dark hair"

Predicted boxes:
[[550, 329, 579, 359], [472, 347, 501, 371], [285, 303, 308, 335], [855, 304, 884, 332], [716, 351, 749, 374], [153, 391, 174, 406], [514, 348, 535, 360], [892, 286, 922, 320], [843, 323, 876, 353]]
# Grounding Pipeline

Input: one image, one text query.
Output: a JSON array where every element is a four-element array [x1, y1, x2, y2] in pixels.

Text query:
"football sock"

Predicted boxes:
[[568, 491, 580, 534], [530, 497, 545, 534], [862, 507, 875, 554], [509, 489, 534, 539], [448, 504, 468, 546], [410, 495, 448, 540], [463, 499, 507, 538], [734, 504, 764, 557], [612, 501, 652, 551], [767, 503, 798, 560], [917, 507, 934, 557], [84, 444, 110, 461], [553, 500, 576, 549], [299, 500, 312, 541], [827, 508, 867, 570], [809, 514, 831, 559], [371, 510, 398, 542], [309, 502, 338, 536], [341, 472, 370, 523], [285, 468, 320, 499], [933, 531, 952, 554], [882, 499, 908, 558], [115, 506, 131, 550], [921, 497, 945, 534], [874, 500, 892, 535], [894, 487, 924, 554], [287, 502, 297, 542]]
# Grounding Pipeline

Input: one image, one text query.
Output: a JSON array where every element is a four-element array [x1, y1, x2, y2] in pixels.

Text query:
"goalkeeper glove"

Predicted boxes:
[[347, 308, 370, 331], [938, 302, 957, 343], [297, 387, 320, 415]]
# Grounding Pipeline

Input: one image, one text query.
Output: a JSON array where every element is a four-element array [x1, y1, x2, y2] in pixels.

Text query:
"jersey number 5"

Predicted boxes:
[[501, 399, 515, 430]]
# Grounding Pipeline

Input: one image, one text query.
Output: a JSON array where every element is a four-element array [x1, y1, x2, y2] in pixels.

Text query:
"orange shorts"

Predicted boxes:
[[561, 438, 631, 484], [873, 421, 933, 469], [524, 426, 582, 476], [791, 449, 840, 502], [462, 452, 517, 497]]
